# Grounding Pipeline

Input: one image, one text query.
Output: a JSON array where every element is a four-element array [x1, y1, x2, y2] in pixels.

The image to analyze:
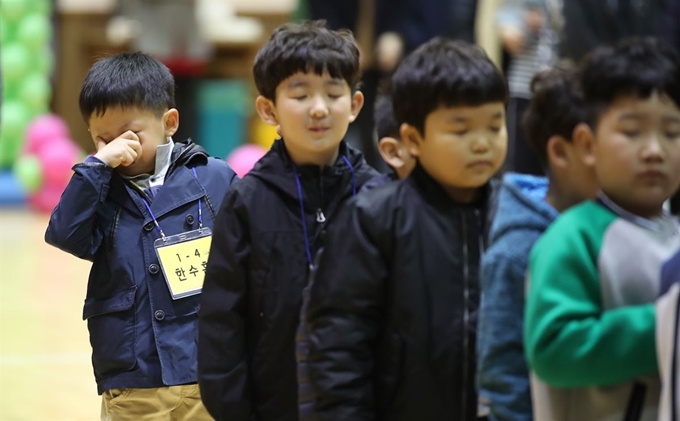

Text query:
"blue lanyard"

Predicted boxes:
[[293, 156, 356, 270], [141, 167, 203, 242]]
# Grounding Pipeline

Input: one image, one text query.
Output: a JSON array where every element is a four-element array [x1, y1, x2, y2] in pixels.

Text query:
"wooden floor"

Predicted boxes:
[[0, 209, 100, 420]]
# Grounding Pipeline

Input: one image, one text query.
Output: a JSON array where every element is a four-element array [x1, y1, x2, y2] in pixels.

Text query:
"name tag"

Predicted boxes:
[[154, 228, 212, 300]]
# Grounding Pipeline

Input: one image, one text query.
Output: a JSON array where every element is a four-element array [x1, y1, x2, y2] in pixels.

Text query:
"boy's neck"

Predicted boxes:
[[443, 185, 483, 204], [545, 183, 577, 214], [284, 142, 340, 168], [599, 192, 665, 220]]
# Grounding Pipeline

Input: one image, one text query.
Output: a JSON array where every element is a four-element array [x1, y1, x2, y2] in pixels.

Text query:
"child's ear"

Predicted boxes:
[[572, 122, 596, 167], [255, 96, 279, 127], [546, 135, 569, 170], [378, 137, 406, 169], [400, 123, 422, 157], [348, 90, 365, 123], [163, 108, 180, 137]]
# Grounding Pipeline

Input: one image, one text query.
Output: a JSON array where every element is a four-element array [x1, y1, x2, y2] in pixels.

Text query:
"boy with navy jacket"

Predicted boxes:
[[45, 52, 237, 420]]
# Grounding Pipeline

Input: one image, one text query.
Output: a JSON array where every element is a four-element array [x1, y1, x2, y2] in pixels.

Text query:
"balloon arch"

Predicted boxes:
[[1, 0, 82, 211]]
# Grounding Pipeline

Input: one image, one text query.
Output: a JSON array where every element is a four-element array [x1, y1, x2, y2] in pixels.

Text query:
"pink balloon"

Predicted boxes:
[[25, 114, 71, 155], [29, 184, 65, 213], [39, 141, 78, 188], [226, 144, 267, 178]]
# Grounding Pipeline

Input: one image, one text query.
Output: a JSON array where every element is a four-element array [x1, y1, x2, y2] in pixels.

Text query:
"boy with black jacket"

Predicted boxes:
[[197, 20, 379, 421], [303, 38, 509, 421]]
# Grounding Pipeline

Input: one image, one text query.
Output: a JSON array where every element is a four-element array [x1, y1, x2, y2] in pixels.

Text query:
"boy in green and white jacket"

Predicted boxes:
[[524, 37, 680, 421]]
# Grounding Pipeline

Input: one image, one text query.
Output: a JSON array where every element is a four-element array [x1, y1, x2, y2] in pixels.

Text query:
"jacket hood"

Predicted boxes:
[[489, 172, 559, 244]]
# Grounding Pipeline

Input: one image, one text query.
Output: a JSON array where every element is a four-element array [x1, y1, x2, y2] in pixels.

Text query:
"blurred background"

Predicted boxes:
[[0, 0, 677, 419]]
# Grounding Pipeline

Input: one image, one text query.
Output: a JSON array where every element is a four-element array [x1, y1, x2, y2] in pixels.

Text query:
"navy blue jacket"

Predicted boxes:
[[45, 140, 237, 394]]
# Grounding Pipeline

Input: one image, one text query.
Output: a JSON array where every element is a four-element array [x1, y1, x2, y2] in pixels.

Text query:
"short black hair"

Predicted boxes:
[[391, 38, 508, 135], [253, 20, 361, 101], [374, 94, 400, 140], [79, 52, 175, 123], [581, 37, 680, 127], [522, 68, 586, 170]]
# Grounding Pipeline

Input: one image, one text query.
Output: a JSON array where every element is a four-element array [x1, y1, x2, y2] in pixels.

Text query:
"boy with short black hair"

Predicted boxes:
[[197, 20, 378, 421], [360, 93, 416, 191], [45, 52, 238, 420], [476, 68, 598, 421], [303, 38, 508, 420], [525, 37, 680, 421]]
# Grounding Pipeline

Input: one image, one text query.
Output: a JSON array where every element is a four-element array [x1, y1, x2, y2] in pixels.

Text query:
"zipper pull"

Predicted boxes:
[[316, 208, 326, 223]]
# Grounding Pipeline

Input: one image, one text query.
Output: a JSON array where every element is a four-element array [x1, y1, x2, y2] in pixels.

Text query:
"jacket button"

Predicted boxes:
[[148, 264, 159, 274], [185, 214, 195, 225], [154, 310, 165, 321], [144, 222, 154, 232]]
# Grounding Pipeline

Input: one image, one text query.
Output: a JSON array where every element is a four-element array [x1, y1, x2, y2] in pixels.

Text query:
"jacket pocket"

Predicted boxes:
[[83, 287, 137, 380], [376, 332, 405, 411]]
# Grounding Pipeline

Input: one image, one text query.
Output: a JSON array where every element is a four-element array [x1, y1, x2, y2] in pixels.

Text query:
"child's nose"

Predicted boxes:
[[471, 134, 491, 152], [310, 96, 329, 118], [641, 134, 666, 162]]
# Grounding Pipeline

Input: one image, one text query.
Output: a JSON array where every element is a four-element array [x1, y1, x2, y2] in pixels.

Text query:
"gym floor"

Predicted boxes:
[[0, 209, 100, 420]]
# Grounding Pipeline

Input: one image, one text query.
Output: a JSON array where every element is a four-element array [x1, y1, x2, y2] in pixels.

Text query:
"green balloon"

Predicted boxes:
[[1, 101, 31, 140], [13, 154, 43, 193], [17, 14, 51, 50], [0, 16, 13, 43], [1, 43, 31, 81], [35, 50, 54, 75], [29, 0, 52, 15], [19, 73, 51, 112], [0, 0, 27, 23], [0, 134, 23, 168]]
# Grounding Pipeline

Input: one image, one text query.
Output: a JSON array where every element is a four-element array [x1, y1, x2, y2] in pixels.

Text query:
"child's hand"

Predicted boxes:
[[94, 131, 142, 169], [500, 27, 525, 56], [376, 32, 404, 73]]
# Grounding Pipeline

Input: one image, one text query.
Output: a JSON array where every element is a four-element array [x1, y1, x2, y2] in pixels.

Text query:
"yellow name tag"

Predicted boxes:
[[154, 228, 212, 300]]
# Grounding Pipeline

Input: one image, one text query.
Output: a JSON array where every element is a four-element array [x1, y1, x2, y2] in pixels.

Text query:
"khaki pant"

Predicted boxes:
[[101, 384, 213, 421]]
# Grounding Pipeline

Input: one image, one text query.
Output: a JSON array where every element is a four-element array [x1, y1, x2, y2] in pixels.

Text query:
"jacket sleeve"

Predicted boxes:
[[198, 188, 254, 421], [524, 225, 658, 388], [477, 249, 533, 421], [305, 199, 389, 421], [44, 158, 113, 261]]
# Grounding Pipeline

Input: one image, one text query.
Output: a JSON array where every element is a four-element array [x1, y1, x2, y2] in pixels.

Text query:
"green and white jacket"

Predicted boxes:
[[525, 195, 680, 421], [657, 248, 680, 421]]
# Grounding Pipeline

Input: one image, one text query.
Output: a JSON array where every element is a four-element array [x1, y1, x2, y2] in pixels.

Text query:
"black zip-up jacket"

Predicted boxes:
[[198, 139, 379, 421], [303, 163, 498, 421], [297, 170, 399, 420]]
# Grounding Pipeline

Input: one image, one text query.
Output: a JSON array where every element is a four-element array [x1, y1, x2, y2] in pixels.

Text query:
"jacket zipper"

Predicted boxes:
[[317, 173, 326, 223]]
